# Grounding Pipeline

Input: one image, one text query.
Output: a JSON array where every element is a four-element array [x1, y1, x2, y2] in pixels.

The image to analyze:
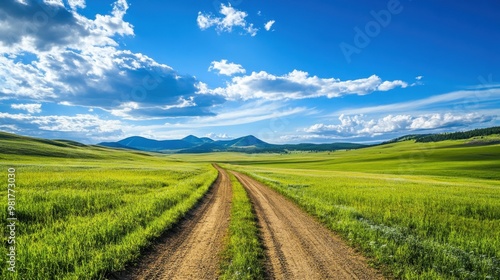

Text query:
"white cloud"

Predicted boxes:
[[305, 113, 495, 137], [205, 133, 231, 140], [408, 113, 491, 130], [416, 76, 423, 80], [208, 59, 246, 76], [205, 70, 408, 101], [167, 101, 308, 128], [334, 88, 500, 116], [33, 114, 122, 133], [67, 0, 86, 9], [264, 20, 275, 31], [91, 0, 134, 37], [0, 112, 124, 142], [0, 0, 221, 118], [197, 4, 258, 36], [11, 103, 42, 114], [377, 80, 408, 91], [0, 124, 19, 132], [43, 0, 64, 6]]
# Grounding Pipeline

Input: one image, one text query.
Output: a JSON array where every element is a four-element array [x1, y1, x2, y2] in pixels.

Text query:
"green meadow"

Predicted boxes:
[[214, 137, 500, 279], [0, 133, 218, 279], [1, 131, 499, 279]]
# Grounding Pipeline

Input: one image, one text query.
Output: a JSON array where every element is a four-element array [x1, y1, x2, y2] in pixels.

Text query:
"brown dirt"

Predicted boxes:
[[119, 165, 232, 280], [231, 171, 384, 280]]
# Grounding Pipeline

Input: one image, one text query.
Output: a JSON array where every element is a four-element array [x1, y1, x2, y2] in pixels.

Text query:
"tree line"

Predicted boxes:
[[415, 126, 500, 142]]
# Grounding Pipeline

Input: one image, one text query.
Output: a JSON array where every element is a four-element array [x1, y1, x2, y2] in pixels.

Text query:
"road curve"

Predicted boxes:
[[231, 171, 384, 280], [121, 165, 232, 280]]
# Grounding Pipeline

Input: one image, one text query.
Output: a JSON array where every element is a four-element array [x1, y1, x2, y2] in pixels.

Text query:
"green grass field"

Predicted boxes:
[[2, 131, 499, 279], [0, 133, 218, 279], [215, 137, 500, 279]]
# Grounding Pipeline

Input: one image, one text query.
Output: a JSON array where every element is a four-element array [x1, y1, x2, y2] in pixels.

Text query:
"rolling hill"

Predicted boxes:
[[98, 135, 366, 153]]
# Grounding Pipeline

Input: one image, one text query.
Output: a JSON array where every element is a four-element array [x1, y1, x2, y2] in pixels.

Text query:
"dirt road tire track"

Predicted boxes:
[[231, 171, 384, 280], [120, 165, 232, 280]]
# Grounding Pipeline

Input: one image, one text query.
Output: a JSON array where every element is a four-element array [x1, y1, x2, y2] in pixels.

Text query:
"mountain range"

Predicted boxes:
[[98, 135, 365, 153]]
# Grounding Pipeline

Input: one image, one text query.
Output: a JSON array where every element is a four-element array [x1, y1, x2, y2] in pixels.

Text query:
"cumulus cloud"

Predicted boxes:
[[0, 112, 123, 141], [377, 80, 408, 91], [67, 0, 85, 10], [0, 0, 89, 52], [11, 103, 42, 114], [305, 113, 495, 137], [264, 20, 275, 31], [208, 59, 246, 76], [0, 0, 224, 118], [197, 4, 258, 36], [205, 70, 408, 101], [205, 133, 231, 140]]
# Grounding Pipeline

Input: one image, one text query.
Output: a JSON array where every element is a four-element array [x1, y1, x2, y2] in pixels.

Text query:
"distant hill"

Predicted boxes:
[[99, 135, 217, 152], [182, 135, 214, 145], [116, 136, 194, 151], [381, 134, 432, 144], [99, 135, 366, 153], [3, 126, 499, 156], [0, 131, 151, 158], [382, 126, 500, 144], [415, 126, 500, 143]]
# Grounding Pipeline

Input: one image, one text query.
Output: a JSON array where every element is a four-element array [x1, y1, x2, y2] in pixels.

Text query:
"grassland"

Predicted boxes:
[[0, 133, 218, 279], [212, 137, 500, 279], [220, 171, 265, 280], [2, 131, 499, 279]]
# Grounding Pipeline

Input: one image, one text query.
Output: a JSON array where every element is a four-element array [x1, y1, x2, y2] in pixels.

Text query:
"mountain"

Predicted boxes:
[[98, 135, 366, 153], [113, 136, 195, 151], [177, 135, 275, 153], [182, 135, 214, 145], [231, 135, 268, 147], [212, 135, 270, 148]]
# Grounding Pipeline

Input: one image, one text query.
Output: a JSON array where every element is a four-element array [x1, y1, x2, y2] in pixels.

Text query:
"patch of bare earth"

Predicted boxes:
[[117, 165, 232, 280], [232, 171, 384, 280]]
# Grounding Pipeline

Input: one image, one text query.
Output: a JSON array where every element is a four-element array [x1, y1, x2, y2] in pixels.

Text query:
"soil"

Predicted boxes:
[[231, 171, 384, 280], [114, 166, 383, 279], [119, 165, 232, 280]]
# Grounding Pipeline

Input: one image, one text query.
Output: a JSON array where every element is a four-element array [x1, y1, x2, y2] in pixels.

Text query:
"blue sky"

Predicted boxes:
[[0, 0, 499, 144]]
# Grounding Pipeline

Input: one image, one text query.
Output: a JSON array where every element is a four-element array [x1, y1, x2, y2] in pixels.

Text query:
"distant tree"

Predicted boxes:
[[416, 126, 500, 143]]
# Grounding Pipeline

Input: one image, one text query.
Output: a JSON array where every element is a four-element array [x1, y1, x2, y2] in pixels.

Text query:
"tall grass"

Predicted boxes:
[[217, 140, 500, 279], [226, 166, 500, 279], [220, 171, 266, 280], [0, 161, 217, 279]]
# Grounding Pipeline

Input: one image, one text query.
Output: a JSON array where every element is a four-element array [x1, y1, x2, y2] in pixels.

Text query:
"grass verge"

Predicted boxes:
[[219, 171, 266, 280]]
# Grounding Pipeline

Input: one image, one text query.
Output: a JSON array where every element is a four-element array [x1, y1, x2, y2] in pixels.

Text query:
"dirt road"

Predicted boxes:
[[231, 171, 384, 280], [122, 165, 232, 280]]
